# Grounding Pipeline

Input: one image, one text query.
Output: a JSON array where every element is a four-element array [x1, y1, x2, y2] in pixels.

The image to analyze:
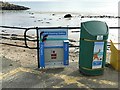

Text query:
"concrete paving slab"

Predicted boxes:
[[1, 56, 119, 89], [1, 56, 21, 74]]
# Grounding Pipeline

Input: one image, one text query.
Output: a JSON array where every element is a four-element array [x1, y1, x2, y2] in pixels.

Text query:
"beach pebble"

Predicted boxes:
[[9, 63, 13, 66], [29, 12, 34, 15], [3, 56, 5, 58], [81, 16, 84, 18], [52, 13, 55, 16], [44, 18, 46, 20], [30, 16, 35, 18], [38, 20, 43, 21], [72, 59, 74, 61], [46, 22, 50, 24], [1, 30, 6, 32], [7, 48, 10, 51], [11, 34, 17, 36]]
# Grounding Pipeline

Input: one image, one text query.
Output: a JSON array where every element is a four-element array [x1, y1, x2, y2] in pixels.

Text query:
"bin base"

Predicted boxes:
[[79, 66, 104, 76]]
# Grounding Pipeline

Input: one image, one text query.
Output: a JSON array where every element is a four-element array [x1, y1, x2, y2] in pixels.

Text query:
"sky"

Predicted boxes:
[[1, 0, 119, 15], [1, 0, 119, 2]]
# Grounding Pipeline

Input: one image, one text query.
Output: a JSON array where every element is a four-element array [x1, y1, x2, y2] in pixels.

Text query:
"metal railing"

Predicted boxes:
[[1, 25, 120, 49], [1, 25, 119, 68]]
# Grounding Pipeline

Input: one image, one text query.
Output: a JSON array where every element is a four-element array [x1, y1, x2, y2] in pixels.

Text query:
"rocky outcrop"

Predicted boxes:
[[0, 1, 30, 10]]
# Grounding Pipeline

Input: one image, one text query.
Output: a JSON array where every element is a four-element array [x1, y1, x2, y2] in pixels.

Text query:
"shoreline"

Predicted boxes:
[[26, 10, 119, 18], [1, 10, 119, 19]]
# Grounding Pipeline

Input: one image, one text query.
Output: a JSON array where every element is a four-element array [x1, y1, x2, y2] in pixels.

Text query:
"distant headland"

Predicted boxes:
[[0, 1, 30, 10]]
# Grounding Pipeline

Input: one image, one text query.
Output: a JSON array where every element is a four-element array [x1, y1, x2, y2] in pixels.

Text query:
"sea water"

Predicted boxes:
[[0, 1, 119, 43]]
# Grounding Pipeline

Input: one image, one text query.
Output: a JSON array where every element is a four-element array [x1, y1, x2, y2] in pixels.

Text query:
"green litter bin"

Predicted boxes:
[[79, 21, 109, 76]]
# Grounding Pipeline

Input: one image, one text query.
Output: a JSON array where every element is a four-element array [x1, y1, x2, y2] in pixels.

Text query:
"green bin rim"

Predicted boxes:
[[81, 20, 109, 36]]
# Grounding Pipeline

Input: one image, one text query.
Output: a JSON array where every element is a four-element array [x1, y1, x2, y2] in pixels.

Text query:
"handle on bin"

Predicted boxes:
[[24, 28, 37, 49], [80, 38, 107, 42]]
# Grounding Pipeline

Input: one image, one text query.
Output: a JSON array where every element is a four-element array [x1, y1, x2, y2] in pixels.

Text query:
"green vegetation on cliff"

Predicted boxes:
[[0, 1, 30, 10]]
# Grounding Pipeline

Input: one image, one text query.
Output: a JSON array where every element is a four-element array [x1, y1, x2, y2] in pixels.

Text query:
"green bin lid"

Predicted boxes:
[[82, 21, 108, 36]]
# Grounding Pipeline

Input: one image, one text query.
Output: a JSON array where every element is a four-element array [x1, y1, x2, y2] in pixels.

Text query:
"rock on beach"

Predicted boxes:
[[64, 14, 72, 18]]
